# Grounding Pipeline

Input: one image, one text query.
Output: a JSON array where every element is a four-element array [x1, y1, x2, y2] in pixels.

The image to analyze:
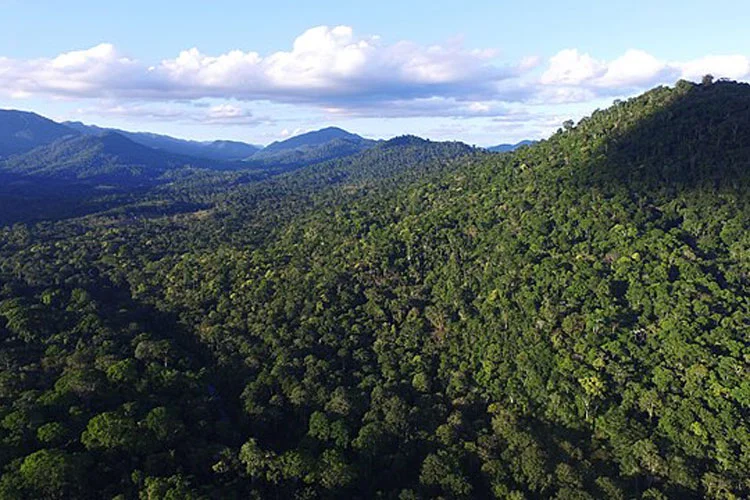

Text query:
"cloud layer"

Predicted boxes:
[[1, 27, 515, 105], [539, 49, 750, 99], [79, 102, 273, 126], [2, 25, 749, 120]]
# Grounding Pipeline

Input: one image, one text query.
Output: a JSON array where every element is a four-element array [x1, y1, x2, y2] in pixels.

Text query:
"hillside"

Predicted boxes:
[[257, 126, 371, 154], [65, 121, 261, 161], [210, 136, 477, 247], [154, 80, 749, 498], [248, 126, 377, 167], [0, 81, 748, 499], [0, 109, 79, 158], [2, 132, 188, 183], [0, 132, 255, 184], [0, 131, 273, 225]]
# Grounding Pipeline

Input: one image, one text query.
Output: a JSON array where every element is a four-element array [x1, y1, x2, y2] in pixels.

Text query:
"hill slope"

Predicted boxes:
[[0, 81, 747, 499], [157, 79, 750, 498], [0, 109, 79, 157], [0, 131, 246, 185], [257, 126, 370, 154], [65, 121, 261, 161], [248, 126, 377, 167]]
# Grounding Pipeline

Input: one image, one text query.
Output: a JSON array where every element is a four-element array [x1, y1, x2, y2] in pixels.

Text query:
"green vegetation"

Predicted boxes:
[[0, 110, 77, 158], [64, 121, 261, 162], [248, 126, 378, 168], [0, 80, 748, 499]]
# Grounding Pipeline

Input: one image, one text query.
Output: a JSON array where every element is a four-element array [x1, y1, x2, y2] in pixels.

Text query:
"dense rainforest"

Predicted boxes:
[[0, 79, 748, 499]]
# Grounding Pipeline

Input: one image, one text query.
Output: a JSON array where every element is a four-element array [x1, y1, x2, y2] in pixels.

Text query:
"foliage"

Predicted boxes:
[[0, 80, 748, 498]]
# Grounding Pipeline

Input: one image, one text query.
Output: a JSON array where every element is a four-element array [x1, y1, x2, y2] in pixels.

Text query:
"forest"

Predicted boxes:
[[0, 79, 747, 499]]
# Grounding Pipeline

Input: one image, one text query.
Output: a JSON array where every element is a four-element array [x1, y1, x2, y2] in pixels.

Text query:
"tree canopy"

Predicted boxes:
[[0, 80, 748, 498]]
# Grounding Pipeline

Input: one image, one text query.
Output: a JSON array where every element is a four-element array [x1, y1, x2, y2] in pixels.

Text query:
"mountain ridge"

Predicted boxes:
[[64, 121, 262, 161], [256, 126, 373, 156], [0, 131, 247, 184], [246, 127, 379, 169], [487, 139, 536, 152], [0, 110, 409, 170], [0, 109, 80, 158]]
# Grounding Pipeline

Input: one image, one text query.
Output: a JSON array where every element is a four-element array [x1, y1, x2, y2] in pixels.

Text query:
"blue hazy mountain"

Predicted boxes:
[[0, 109, 80, 158], [248, 127, 377, 166], [487, 139, 536, 152], [1, 131, 245, 184], [64, 121, 261, 161]]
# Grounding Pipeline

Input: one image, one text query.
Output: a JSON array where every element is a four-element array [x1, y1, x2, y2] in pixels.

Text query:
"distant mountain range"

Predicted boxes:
[[1, 109, 536, 170], [1, 131, 246, 184], [61, 122, 378, 166], [0, 109, 471, 181], [249, 127, 378, 168], [2, 109, 536, 186], [486, 140, 537, 153], [0, 110, 388, 184], [64, 121, 262, 162]]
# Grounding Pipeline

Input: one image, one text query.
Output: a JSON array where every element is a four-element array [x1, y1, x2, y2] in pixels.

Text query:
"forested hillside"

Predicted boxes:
[[247, 127, 378, 169], [0, 131, 273, 226], [64, 122, 261, 162], [0, 110, 78, 158], [0, 80, 748, 499]]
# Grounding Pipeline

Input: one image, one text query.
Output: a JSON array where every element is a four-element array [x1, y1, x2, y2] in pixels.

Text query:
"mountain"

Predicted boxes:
[[1, 131, 239, 184], [486, 139, 536, 152], [0, 81, 748, 499], [64, 121, 260, 161], [0, 109, 80, 158], [206, 140, 262, 160], [257, 126, 370, 155], [216, 135, 476, 243], [198, 80, 747, 498], [248, 126, 377, 167]]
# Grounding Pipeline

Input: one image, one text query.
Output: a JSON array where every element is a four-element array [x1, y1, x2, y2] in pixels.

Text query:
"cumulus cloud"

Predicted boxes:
[[0, 26, 515, 106], [4, 43, 141, 97], [541, 49, 605, 86], [677, 55, 750, 81], [1, 26, 749, 119], [538, 48, 750, 103]]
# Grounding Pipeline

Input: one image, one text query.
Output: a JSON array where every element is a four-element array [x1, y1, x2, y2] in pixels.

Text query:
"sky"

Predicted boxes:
[[1, 0, 749, 146]]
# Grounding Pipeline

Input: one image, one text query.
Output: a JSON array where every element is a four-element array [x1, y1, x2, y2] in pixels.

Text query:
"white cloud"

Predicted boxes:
[[541, 49, 605, 85], [0, 26, 514, 106], [5, 43, 140, 96], [540, 48, 673, 90], [538, 48, 750, 103], [676, 55, 750, 81], [1, 27, 749, 120], [598, 49, 673, 88]]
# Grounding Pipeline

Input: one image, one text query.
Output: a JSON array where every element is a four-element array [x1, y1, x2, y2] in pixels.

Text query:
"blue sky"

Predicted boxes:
[[1, 0, 749, 146]]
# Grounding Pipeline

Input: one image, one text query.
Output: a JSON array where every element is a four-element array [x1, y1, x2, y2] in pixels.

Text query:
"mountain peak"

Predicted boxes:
[[382, 135, 431, 148], [487, 140, 536, 153], [261, 127, 365, 153], [1, 130, 202, 183], [0, 109, 80, 158], [316, 126, 351, 134], [248, 126, 375, 166], [63, 121, 260, 161]]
